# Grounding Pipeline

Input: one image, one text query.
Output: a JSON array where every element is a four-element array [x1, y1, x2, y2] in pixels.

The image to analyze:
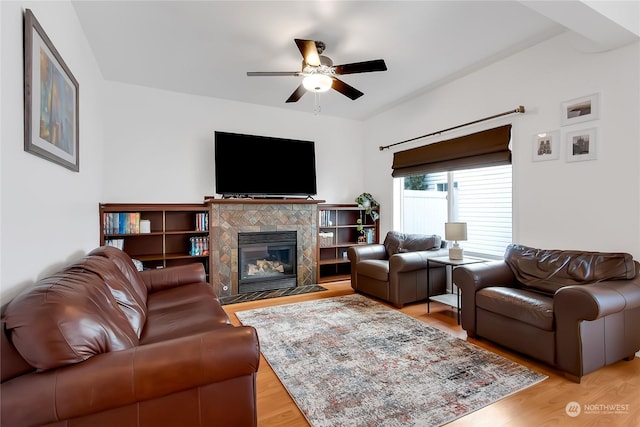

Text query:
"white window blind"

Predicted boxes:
[[454, 165, 512, 258], [401, 165, 512, 259]]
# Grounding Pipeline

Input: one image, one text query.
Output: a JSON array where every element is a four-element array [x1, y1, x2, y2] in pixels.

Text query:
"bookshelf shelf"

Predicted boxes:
[[317, 204, 379, 283], [99, 203, 211, 284]]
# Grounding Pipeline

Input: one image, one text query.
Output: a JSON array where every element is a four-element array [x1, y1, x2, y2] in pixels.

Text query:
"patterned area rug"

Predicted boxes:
[[219, 285, 327, 305], [236, 294, 547, 427]]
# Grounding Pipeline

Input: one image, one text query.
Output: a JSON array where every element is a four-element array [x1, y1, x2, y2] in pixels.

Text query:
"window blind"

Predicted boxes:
[[392, 125, 512, 177]]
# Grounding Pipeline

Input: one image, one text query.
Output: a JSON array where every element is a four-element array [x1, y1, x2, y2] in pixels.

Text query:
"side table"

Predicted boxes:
[[426, 256, 486, 324]]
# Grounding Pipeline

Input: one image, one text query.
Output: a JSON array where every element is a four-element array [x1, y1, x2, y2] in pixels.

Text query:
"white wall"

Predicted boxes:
[[2, 4, 639, 305], [1, 1, 105, 303], [101, 82, 365, 204], [364, 32, 640, 258]]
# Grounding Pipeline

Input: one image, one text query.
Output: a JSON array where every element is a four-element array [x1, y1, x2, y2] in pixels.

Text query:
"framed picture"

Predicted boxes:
[[24, 9, 79, 172], [532, 130, 559, 162], [561, 93, 599, 126], [566, 128, 597, 162]]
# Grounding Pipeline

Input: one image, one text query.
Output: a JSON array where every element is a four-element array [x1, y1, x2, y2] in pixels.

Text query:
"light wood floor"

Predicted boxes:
[[223, 281, 640, 426]]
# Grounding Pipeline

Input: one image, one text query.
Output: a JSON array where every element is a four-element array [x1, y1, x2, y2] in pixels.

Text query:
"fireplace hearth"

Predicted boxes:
[[238, 231, 297, 294]]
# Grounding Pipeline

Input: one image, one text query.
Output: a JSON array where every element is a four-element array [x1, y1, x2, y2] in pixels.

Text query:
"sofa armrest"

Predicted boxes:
[[140, 262, 207, 292], [1, 326, 260, 427]]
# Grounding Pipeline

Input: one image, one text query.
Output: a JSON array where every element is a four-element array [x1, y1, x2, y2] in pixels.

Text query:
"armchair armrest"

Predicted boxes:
[[453, 260, 516, 335], [140, 262, 207, 292], [347, 244, 387, 263], [390, 251, 437, 273], [2, 326, 260, 427], [453, 260, 515, 292], [554, 275, 640, 378]]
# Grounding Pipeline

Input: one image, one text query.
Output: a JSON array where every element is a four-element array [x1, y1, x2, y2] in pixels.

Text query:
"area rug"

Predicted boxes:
[[219, 284, 327, 305], [236, 294, 547, 427]]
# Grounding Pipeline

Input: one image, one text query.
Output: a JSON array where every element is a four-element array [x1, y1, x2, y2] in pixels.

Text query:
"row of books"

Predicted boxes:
[[103, 212, 210, 235], [105, 239, 124, 250], [195, 213, 209, 232], [190, 236, 209, 256], [104, 237, 209, 257], [103, 213, 141, 235], [318, 210, 334, 227]]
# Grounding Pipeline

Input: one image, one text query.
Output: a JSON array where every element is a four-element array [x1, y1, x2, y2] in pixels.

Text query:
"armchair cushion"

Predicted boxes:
[[504, 244, 635, 295], [384, 231, 441, 257], [476, 287, 554, 330]]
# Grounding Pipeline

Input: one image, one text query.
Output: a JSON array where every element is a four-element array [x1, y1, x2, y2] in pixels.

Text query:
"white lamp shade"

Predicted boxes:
[[302, 74, 333, 92], [445, 222, 467, 241]]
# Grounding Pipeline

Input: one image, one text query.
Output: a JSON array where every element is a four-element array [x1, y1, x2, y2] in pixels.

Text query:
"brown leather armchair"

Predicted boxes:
[[453, 244, 640, 382], [348, 231, 449, 307]]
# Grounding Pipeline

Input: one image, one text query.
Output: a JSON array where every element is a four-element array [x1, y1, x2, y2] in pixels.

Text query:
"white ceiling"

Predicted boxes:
[[71, 1, 639, 121]]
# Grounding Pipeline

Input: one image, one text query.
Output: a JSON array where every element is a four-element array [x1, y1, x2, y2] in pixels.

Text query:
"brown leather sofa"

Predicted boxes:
[[348, 231, 449, 307], [1, 246, 260, 427], [453, 243, 640, 382]]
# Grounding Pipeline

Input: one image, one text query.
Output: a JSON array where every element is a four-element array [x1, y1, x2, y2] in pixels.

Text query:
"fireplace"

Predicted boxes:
[[238, 231, 297, 293]]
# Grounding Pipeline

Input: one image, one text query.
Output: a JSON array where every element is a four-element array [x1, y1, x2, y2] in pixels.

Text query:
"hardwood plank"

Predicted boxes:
[[223, 281, 640, 426]]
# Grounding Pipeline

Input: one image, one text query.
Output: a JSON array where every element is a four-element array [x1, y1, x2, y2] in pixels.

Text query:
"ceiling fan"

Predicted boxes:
[[247, 39, 387, 103]]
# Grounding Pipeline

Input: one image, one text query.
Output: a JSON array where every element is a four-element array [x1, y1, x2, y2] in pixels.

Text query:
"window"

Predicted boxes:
[[399, 164, 512, 258]]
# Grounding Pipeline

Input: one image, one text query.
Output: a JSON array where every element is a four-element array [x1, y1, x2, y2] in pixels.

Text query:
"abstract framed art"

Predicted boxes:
[[23, 9, 79, 172], [566, 128, 597, 162], [560, 93, 599, 127], [532, 130, 559, 162]]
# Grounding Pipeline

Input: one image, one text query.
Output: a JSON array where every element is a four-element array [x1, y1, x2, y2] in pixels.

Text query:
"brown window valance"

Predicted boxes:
[[391, 124, 512, 177]]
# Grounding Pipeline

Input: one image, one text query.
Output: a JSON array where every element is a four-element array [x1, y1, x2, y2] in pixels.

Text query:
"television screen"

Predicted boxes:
[[214, 131, 317, 197]]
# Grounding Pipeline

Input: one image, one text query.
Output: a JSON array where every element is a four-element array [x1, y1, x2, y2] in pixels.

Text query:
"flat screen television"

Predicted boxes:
[[214, 131, 317, 198]]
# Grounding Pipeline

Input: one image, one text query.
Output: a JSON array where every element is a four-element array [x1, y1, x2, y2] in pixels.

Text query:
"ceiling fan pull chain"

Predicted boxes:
[[313, 92, 321, 116]]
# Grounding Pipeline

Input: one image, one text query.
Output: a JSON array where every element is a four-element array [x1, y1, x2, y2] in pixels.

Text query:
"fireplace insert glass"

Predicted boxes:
[[238, 231, 297, 293]]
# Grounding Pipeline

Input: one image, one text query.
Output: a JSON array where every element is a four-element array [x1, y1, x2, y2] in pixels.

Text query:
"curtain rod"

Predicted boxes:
[[379, 106, 525, 151]]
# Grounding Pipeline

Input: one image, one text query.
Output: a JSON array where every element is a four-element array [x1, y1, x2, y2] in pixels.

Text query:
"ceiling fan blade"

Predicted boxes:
[[294, 39, 320, 66], [286, 84, 307, 103], [331, 78, 364, 100], [334, 59, 387, 75], [247, 71, 301, 76]]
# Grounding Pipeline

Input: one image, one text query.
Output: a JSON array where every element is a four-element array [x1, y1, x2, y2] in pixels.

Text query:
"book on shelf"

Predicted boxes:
[[189, 236, 209, 256], [195, 212, 209, 231], [319, 210, 333, 227], [105, 239, 124, 250], [103, 212, 141, 235]]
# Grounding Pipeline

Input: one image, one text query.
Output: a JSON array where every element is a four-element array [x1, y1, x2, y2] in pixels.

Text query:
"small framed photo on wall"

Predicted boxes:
[[532, 131, 559, 162], [566, 128, 597, 162], [561, 93, 599, 126]]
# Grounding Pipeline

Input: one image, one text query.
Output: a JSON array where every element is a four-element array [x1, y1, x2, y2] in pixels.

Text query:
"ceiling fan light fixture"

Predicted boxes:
[[302, 74, 333, 93]]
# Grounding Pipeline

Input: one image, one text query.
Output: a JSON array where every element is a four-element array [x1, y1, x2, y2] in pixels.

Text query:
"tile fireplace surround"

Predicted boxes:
[[207, 198, 323, 297]]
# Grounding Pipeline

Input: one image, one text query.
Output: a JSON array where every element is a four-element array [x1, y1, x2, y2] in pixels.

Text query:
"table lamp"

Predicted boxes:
[[445, 222, 467, 260]]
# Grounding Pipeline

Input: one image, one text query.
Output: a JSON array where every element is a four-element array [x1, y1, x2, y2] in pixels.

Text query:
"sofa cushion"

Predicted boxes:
[[383, 231, 441, 257], [504, 244, 636, 295], [72, 255, 147, 337], [141, 283, 230, 345], [90, 246, 148, 303], [3, 269, 139, 371]]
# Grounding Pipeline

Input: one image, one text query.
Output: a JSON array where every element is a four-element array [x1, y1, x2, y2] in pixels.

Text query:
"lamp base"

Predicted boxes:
[[449, 246, 463, 260]]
